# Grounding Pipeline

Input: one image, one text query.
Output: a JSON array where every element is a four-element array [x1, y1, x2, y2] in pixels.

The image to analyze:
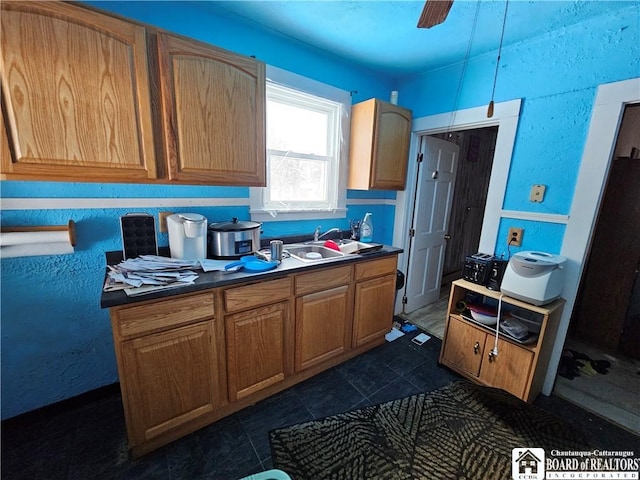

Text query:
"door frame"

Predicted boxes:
[[393, 99, 522, 313], [545, 77, 640, 394]]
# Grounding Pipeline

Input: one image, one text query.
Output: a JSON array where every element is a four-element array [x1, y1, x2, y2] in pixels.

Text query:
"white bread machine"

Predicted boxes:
[[500, 251, 567, 306]]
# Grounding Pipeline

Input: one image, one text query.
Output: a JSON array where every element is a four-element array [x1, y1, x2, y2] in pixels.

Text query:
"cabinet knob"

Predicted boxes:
[[488, 350, 496, 363], [473, 341, 480, 354]]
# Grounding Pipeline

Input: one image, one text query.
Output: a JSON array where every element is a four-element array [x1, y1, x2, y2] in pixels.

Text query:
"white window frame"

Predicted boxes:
[[250, 66, 351, 222]]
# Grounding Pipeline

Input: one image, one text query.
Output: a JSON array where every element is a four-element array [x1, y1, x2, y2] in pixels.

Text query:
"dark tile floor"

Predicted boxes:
[[3, 329, 639, 480]]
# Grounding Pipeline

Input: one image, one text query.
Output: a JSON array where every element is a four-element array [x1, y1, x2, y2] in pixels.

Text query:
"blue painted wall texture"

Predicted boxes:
[[0, 2, 395, 419], [398, 4, 639, 254], [1, 1, 639, 418]]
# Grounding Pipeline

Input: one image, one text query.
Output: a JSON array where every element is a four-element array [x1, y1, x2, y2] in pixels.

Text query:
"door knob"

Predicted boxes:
[[444, 234, 451, 240]]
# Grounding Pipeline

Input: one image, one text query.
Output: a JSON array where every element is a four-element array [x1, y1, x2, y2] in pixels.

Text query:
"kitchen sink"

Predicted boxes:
[[284, 244, 345, 262], [284, 240, 383, 262], [305, 239, 382, 255]]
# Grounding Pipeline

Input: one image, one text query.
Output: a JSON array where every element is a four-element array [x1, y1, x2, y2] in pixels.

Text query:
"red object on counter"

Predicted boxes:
[[323, 240, 341, 251]]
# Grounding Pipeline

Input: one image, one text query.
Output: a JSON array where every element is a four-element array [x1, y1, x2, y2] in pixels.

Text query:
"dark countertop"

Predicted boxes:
[[101, 245, 403, 309]]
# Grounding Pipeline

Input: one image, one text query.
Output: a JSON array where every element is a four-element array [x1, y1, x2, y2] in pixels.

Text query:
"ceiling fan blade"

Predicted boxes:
[[417, 0, 454, 28]]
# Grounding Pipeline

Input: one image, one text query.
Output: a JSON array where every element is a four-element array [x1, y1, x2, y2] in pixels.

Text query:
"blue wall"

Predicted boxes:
[[0, 2, 396, 419], [2, 0, 638, 419], [397, 4, 639, 255]]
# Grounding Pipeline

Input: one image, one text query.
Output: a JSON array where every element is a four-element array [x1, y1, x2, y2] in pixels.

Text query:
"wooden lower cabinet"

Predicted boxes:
[[225, 301, 291, 401], [480, 335, 533, 398], [442, 316, 533, 399], [119, 321, 220, 446], [441, 314, 485, 377], [353, 270, 396, 346], [294, 265, 353, 372], [109, 253, 399, 456], [295, 285, 352, 371], [439, 279, 564, 402]]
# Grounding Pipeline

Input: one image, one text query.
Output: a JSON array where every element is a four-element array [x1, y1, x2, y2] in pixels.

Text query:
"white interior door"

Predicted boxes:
[[404, 136, 459, 313]]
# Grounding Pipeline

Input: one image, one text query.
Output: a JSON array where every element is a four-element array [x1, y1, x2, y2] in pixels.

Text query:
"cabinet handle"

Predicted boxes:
[[473, 341, 480, 354], [488, 350, 495, 363]]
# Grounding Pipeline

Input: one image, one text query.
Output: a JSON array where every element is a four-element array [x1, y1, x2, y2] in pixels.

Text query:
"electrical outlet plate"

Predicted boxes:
[[530, 184, 546, 202], [508, 227, 523, 246], [158, 211, 173, 233]]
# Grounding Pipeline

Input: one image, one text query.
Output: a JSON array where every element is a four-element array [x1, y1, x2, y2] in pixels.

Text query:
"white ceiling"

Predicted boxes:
[[207, 0, 636, 75]]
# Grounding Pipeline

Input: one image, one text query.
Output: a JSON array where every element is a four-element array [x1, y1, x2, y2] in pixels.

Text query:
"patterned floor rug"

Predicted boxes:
[[269, 381, 592, 480]]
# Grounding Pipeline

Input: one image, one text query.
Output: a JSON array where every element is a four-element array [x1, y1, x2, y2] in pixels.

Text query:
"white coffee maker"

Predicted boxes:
[[167, 213, 207, 260]]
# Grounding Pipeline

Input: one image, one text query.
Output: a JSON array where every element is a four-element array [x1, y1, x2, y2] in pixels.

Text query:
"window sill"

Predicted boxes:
[[250, 208, 347, 223]]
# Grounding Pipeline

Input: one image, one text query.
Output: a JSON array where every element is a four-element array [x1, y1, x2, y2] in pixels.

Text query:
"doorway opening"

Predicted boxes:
[[554, 102, 640, 435], [431, 127, 498, 285], [399, 126, 498, 337], [393, 99, 521, 334]]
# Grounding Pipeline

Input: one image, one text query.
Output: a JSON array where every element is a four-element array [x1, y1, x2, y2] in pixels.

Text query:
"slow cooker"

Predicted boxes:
[[208, 218, 262, 259]]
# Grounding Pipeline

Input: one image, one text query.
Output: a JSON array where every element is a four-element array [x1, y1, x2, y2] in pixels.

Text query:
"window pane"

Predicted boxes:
[[267, 101, 328, 155], [268, 154, 327, 203]]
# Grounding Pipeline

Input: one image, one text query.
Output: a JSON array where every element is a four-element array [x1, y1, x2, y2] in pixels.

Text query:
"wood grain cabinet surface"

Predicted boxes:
[[152, 32, 266, 185], [352, 257, 397, 347], [1, 1, 266, 186], [294, 266, 353, 372], [439, 279, 564, 402], [120, 321, 220, 446], [225, 301, 291, 402], [348, 98, 412, 190], [1, 1, 156, 182], [442, 316, 533, 399], [108, 254, 399, 456], [223, 278, 293, 401], [110, 291, 223, 456]]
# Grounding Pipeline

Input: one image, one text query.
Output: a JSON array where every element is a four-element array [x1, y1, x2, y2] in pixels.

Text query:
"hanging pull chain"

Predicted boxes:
[[488, 0, 509, 118]]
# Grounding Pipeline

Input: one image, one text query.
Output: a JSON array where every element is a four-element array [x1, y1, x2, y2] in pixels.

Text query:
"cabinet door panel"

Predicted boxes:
[[226, 302, 289, 401], [348, 99, 411, 190], [1, 1, 156, 181], [373, 105, 411, 189], [353, 274, 395, 346], [156, 33, 265, 185], [120, 321, 218, 445], [479, 337, 533, 399], [295, 285, 352, 371], [441, 316, 485, 377]]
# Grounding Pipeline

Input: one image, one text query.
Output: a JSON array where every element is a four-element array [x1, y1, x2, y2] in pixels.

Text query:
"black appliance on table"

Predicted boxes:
[[462, 252, 507, 291]]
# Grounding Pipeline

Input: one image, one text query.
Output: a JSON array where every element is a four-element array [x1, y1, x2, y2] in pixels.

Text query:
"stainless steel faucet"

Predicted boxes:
[[314, 227, 341, 242]]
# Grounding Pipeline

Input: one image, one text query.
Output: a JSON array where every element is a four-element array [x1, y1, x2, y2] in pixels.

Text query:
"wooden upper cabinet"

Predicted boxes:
[[348, 98, 411, 190], [154, 32, 266, 185], [0, 1, 156, 182], [1, 112, 11, 169]]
